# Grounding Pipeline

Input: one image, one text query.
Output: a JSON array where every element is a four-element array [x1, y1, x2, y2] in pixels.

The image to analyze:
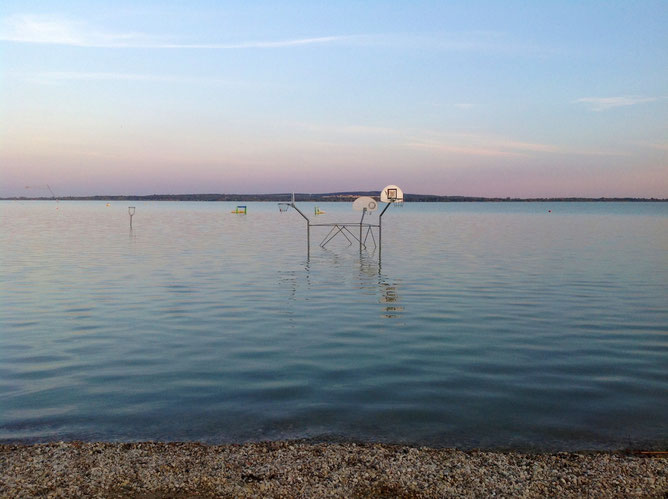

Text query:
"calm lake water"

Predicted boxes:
[[1, 201, 667, 450]]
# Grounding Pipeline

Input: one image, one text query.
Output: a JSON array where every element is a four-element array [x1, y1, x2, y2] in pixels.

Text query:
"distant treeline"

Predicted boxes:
[[4, 192, 666, 202]]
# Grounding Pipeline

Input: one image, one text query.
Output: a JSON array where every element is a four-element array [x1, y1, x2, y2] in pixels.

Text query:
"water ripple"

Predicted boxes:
[[1, 201, 666, 449]]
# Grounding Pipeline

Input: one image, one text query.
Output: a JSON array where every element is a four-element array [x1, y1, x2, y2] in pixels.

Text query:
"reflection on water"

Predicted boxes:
[[360, 254, 403, 319], [379, 284, 402, 319], [0, 201, 667, 450], [280, 251, 404, 321]]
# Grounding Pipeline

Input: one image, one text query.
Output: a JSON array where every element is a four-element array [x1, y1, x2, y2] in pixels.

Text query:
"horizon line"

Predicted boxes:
[[3, 192, 667, 201]]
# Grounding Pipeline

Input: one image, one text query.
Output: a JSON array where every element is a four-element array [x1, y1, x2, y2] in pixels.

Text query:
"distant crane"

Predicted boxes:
[[25, 184, 57, 199]]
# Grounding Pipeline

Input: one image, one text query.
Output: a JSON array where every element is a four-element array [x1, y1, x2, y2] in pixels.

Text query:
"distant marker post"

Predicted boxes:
[[128, 206, 136, 228]]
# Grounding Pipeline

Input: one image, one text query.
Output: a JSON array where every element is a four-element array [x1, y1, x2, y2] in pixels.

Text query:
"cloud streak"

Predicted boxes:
[[32, 71, 167, 81], [631, 141, 668, 151], [1, 14, 551, 56], [19, 71, 245, 86], [574, 96, 660, 111], [155, 36, 354, 49], [0, 14, 355, 49], [407, 132, 559, 158]]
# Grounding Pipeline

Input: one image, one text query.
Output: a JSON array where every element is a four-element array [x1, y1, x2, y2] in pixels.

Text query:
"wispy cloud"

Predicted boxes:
[[20, 71, 244, 86], [287, 125, 571, 158], [562, 149, 631, 157], [0, 14, 355, 49], [0, 14, 147, 47], [408, 141, 523, 158], [162, 36, 355, 49], [292, 122, 402, 137], [499, 140, 559, 153], [1, 14, 553, 56], [368, 30, 556, 56], [407, 132, 559, 158], [31, 71, 164, 82], [574, 96, 660, 111], [631, 141, 668, 151]]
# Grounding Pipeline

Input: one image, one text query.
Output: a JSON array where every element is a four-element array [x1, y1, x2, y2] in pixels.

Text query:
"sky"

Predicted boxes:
[[1, 1, 666, 198]]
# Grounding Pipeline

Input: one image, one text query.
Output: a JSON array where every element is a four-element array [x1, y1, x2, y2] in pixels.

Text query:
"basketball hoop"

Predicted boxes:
[[276, 185, 403, 257], [128, 206, 135, 229], [353, 196, 378, 213], [380, 185, 404, 203]]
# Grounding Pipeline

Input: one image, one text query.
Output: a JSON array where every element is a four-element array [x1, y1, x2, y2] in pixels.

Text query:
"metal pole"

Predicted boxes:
[[128, 206, 136, 229], [291, 202, 309, 222], [378, 202, 391, 260], [379, 219, 381, 261], [360, 209, 366, 252], [290, 202, 311, 257]]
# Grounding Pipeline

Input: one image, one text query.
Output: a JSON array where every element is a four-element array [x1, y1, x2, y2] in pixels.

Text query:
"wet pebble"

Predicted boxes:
[[0, 441, 666, 498]]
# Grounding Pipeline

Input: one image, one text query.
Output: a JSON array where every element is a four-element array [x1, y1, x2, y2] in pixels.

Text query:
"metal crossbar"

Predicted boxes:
[[318, 223, 378, 249], [278, 193, 398, 258], [363, 225, 377, 248]]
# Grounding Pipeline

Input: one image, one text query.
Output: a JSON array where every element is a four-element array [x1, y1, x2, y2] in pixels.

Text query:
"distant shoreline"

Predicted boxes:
[[3, 192, 667, 202]]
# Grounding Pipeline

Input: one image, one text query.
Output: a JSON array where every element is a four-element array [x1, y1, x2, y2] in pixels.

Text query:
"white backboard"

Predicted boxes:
[[380, 185, 403, 203], [353, 196, 378, 212]]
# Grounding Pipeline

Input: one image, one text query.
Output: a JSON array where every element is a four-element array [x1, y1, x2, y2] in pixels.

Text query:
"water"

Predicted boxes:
[[1, 201, 667, 450]]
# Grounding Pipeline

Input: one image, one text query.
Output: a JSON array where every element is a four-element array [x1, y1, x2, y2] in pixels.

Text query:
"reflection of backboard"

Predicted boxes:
[[380, 185, 404, 203], [353, 196, 378, 212]]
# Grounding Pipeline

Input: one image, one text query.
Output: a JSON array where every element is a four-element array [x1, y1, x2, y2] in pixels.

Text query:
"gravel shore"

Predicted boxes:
[[1, 441, 666, 497]]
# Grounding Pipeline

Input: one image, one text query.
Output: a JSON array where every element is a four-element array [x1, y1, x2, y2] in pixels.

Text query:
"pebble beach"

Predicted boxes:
[[1, 441, 666, 498]]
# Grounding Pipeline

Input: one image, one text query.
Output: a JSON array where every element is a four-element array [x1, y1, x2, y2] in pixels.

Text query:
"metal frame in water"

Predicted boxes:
[[278, 185, 403, 258]]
